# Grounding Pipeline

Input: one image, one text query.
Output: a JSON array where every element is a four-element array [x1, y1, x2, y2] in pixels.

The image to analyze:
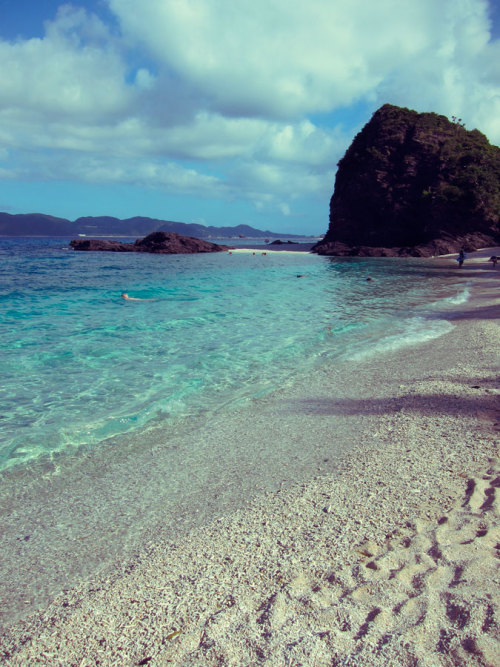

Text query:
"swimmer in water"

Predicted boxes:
[[121, 293, 157, 301]]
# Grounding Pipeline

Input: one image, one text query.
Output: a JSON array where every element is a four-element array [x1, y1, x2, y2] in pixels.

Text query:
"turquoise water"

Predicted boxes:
[[0, 237, 465, 472], [0, 236, 475, 625]]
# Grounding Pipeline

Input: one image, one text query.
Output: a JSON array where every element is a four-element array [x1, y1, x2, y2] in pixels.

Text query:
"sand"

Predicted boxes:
[[0, 250, 499, 666], [228, 244, 314, 255]]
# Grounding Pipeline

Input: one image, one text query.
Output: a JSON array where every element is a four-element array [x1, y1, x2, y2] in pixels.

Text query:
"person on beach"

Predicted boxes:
[[121, 293, 157, 301], [489, 255, 498, 267], [457, 249, 466, 267]]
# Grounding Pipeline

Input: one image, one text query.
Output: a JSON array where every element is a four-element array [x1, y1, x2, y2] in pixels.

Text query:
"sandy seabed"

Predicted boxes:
[[1, 250, 499, 666]]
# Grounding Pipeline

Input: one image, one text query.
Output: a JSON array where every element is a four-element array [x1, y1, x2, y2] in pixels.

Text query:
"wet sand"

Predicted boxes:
[[0, 249, 499, 665]]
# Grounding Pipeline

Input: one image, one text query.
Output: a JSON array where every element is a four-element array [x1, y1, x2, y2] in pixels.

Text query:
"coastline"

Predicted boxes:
[[228, 242, 316, 253], [1, 250, 499, 665]]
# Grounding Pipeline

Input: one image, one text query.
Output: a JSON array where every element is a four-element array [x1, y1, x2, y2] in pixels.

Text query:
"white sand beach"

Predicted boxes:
[[0, 249, 499, 666], [228, 244, 315, 255]]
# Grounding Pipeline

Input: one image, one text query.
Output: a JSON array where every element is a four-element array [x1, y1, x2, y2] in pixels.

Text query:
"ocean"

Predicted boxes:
[[0, 236, 468, 623]]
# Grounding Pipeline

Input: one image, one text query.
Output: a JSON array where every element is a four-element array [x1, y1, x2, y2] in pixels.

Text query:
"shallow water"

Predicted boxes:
[[0, 237, 471, 624], [0, 237, 464, 472]]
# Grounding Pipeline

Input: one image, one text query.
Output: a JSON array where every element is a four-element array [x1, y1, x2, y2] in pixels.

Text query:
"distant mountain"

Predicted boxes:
[[0, 212, 303, 239]]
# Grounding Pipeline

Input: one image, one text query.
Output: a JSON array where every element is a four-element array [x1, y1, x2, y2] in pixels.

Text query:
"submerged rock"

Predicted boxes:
[[70, 232, 230, 254], [313, 104, 500, 257]]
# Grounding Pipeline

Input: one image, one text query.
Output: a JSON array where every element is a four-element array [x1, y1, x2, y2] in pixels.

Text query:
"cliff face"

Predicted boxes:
[[314, 104, 500, 256]]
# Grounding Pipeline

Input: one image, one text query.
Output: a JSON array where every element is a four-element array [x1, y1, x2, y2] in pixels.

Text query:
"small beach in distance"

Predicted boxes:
[[0, 245, 499, 666]]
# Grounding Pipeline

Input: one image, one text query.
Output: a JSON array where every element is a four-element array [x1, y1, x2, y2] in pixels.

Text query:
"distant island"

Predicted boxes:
[[314, 104, 500, 257], [0, 212, 307, 240]]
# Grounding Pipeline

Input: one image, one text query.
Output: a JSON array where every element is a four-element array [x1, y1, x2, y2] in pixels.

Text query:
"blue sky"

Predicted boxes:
[[0, 0, 499, 235]]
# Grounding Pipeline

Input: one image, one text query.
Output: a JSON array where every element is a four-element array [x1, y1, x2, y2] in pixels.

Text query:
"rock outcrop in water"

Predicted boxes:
[[313, 104, 500, 257], [70, 232, 230, 254]]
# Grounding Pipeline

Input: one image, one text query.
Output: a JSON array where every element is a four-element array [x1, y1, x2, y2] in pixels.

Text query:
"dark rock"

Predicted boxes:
[[313, 104, 500, 256], [69, 239, 135, 252], [269, 239, 298, 245], [70, 232, 230, 254], [133, 231, 229, 253]]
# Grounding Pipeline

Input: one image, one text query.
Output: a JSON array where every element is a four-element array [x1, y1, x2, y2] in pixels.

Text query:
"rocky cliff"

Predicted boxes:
[[70, 232, 229, 253], [314, 104, 500, 256]]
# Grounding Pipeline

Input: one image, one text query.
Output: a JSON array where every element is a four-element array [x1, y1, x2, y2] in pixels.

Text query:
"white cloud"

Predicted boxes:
[[371, 1, 500, 139], [0, 0, 498, 224], [0, 104, 343, 170], [0, 168, 17, 179], [134, 68, 156, 90], [260, 120, 343, 166], [108, 0, 500, 133], [0, 8, 135, 120], [7, 146, 229, 198], [109, 0, 385, 117]]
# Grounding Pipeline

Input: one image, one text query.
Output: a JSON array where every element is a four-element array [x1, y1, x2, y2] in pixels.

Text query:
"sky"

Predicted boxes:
[[0, 0, 499, 235]]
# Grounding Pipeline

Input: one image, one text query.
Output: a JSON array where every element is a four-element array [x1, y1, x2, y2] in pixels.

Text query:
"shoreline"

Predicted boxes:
[[227, 242, 316, 253], [1, 250, 499, 665]]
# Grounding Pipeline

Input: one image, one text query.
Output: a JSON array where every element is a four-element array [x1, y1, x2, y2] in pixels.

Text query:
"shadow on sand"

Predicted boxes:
[[285, 376, 499, 420]]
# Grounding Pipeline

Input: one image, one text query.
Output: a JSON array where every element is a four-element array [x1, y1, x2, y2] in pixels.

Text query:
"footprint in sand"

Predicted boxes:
[[177, 463, 499, 666], [263, 460, 500, 665]]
